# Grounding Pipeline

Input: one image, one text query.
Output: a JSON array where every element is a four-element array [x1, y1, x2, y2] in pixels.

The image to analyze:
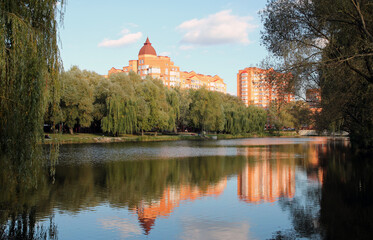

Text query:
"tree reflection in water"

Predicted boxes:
[[0, 152, 58, 240], [2, 139, 372, 239], [270, 139, 373, 240], [319, 142, 373, 240], [0, 154, 246, 237]]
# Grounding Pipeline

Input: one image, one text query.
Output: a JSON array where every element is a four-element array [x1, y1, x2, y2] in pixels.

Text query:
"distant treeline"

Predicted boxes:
[[45, 66, 267, 135]]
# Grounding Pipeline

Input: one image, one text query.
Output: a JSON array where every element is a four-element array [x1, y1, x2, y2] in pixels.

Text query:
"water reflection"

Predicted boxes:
[[319, 141, 373, 240], [1, 138, 372, 239], [132, 179, 227, 235], [0, 152, 58, 240], [238, 157, 295, 203]]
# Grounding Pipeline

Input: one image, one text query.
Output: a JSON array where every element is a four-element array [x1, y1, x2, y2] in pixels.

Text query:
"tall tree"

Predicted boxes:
[[261, 0, 373, 149], [0, 1, 64, 167], [60, 66, 94, 134]]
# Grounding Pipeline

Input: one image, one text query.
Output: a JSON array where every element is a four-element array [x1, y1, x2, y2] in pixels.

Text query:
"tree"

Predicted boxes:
[[140, 77, 169, 135], [177, 88, 192, 131], [189, 88, 225, 133], [267, 102, 293, 131], [101, 94, 137, 136], [101, 73, 138, 136], [0, 1, 64, 167], [166, 89, 180, 133], [60, 67, 94, 134], [246, 105, 267, 134], [261, 0, 373, 149], [287, 101, 312, 132]]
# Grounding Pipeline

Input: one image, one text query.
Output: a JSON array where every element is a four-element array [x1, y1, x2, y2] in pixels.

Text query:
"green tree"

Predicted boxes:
[[222, 94, 247, 134], [166, 88, 180, 133], [246, 105, 267, 133], [177, 88, 192, 131], [101, 73, 138, 135], [287, 101, 312, 132], [267, 102, 292, 131], [0, 1, 64, 168], [261, 0, 373, 149], [60, 67, 94, 134], [189, 88, 225, 133]]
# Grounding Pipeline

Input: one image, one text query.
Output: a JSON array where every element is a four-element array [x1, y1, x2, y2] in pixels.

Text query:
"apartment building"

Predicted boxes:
[[237, 67, 294, 108], [108, 38, 226, 93], [180, 71, 226, 93]]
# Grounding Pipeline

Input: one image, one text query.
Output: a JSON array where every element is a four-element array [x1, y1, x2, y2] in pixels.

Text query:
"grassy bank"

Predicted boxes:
[[209, 131, 297, 140], [43, 131, 299, 144], [43, 133, 202, 144]]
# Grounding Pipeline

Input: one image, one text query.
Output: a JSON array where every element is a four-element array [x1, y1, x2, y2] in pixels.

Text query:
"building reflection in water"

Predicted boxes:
[[131, 179, 227, 235], [237, 147, 295, 203], [237, 139, 330, 204]]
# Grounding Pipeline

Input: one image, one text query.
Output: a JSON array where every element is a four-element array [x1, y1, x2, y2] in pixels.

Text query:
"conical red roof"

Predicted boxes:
[[138, 37, 157, 56]]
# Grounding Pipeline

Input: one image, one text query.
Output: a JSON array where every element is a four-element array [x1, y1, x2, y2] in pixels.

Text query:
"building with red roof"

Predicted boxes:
[[108, 38, 226, 93]]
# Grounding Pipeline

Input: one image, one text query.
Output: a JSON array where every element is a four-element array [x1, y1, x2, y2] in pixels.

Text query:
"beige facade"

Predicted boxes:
[[108, 38, 226, 93], [180, 71, 226, 93], [237, 67, 295, 108]]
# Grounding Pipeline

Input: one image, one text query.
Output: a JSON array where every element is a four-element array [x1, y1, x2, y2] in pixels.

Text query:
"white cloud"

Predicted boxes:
[[179, 45, 195, 50], [159, 51, 171, 56], [177, 10, 257, 46], [180, 218, 253, 240], [120, 28, 130, 35], [98, 29, 142, 48], [99, 217, 142, 238]]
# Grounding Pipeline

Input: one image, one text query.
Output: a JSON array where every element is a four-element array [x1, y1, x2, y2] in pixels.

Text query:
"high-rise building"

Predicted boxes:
[[237, 67, 294, 108], [108, 38, 226, 93]]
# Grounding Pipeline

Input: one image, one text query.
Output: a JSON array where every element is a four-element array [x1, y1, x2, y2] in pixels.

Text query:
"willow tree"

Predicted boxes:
[[166, 89, 180, 133], [101, 95, 137, 136], [0, 1, 64, 172]]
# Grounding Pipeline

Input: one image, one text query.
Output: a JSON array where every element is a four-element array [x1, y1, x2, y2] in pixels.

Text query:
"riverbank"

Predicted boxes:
[[43, 131, 299, 144]]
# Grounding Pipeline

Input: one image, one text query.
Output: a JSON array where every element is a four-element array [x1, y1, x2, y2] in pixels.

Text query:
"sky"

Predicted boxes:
[[59, 0, 270, 95]]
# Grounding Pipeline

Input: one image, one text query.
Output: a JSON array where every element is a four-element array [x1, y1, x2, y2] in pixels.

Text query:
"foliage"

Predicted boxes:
[[49, 66, 269, 136], [267, 101, 312, 132], [0, 0, 64, 178], [60, 66, 94, 133], [261, 0, 373, 149], [286, 101, 312, 132], [189, 88, 225, 132]]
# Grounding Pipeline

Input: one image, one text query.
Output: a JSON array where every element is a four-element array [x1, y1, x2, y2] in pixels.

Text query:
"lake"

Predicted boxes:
[[1, 137, 372, 239]]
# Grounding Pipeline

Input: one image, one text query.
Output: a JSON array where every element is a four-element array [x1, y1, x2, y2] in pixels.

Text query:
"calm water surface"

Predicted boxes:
[[1, 137, 372, 239]]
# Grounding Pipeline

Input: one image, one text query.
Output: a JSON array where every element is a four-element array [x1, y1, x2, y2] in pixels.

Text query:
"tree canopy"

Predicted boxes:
[[54, 67, 268, 136], [0, 1, 64, 172], [261, 0, 373, 149]]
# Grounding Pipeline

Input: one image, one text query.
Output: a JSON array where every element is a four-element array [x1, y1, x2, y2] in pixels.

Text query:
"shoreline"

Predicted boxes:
[[42, 132, 300, 145]]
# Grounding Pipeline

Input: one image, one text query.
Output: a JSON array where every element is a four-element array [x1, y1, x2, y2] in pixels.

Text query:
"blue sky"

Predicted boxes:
[[60, 0, 269, 95]]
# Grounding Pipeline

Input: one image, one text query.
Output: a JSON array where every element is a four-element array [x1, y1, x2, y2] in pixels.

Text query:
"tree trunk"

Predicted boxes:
[[69, 128, 73, 135], [141, 129, 144, 136]]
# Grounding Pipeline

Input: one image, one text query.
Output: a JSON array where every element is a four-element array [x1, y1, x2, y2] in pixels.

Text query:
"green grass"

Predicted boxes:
[[43, 131, 299, 144], [43, 133, 201, 144]]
